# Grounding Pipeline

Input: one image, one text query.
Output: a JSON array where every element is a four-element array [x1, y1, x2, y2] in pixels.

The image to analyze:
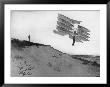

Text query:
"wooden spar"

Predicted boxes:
[[57, 21, 73, 30], [58, 18, 73, 28], [75, 36, 83, 43], [56, 26, 70, 34], [78, 31, 90, 35], [78, 25, 90, 32], [76, 36, 90, 41], [53, 30, 67, 36], [58, 14, 81, 24], [78, 33, 90, 38]]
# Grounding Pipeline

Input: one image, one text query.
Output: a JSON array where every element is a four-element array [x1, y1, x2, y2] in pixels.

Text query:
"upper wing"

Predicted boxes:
[[58, 14, 82, 24]]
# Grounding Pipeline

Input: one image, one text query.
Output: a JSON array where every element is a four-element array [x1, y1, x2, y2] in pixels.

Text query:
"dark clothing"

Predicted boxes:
[[74, 31, 78, 35], [72, 36, 75, 46], [72, 31, 78, 46], [69, 28, 78, 46], [28, 35, 30, 42]]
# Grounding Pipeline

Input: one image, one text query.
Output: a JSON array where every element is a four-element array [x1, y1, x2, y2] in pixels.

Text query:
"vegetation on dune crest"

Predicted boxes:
[[11, 38, 48, 48]]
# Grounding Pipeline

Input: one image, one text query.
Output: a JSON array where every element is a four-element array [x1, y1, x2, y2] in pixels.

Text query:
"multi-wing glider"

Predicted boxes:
[[53, 14, 90, 45]]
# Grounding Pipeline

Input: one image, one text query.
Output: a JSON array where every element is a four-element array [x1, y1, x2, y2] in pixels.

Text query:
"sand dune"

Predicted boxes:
[[11, 39, 100, 77]]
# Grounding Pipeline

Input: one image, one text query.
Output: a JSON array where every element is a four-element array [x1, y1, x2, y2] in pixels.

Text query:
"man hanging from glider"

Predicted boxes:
[[53, 13, 90, 46], [69, 24, 78, 46]]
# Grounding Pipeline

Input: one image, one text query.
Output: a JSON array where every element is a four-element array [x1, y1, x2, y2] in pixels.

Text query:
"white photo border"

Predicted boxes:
[[5, 4, 107, 84]]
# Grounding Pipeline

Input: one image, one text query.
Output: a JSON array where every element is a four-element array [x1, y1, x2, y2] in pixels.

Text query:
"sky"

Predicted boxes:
[[11, 10, 100, 55]]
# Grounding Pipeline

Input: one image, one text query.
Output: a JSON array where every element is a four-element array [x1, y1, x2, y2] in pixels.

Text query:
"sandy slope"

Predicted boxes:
[[11, 44, 99, 77]]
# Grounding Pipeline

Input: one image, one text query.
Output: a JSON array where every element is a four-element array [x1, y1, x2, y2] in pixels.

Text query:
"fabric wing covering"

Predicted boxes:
[[53, 14, 90, 43]]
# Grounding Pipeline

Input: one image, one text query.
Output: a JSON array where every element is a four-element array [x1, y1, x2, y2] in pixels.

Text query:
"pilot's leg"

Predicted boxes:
[[72, 36, 75, 46]]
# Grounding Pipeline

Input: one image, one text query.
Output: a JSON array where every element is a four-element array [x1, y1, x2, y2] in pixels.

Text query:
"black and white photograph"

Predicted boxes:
[[5, 4, 106, 84], [10, 10, 100, 77]]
